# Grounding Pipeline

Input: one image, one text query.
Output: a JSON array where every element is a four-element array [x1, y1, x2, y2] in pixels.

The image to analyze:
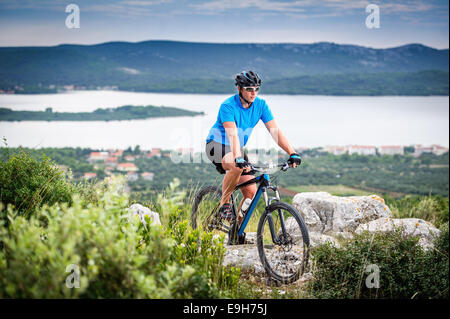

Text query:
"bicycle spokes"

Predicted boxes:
[[259, 205, 308, 281]]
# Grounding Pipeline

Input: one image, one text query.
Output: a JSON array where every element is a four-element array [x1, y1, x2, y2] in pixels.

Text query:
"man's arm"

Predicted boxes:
[[223, 121, 242, 160], [264, 119, 296, 155]]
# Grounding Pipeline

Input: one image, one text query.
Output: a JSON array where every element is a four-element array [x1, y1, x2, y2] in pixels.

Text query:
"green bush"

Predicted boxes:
[[0, 147, 74, 220], [386, 195, 449, 228], [307, 225, 449, 299], [0, 176, 239, 298]]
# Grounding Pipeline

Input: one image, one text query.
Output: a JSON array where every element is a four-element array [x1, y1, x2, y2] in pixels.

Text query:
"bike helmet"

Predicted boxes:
[[235, 70, 262, 87]]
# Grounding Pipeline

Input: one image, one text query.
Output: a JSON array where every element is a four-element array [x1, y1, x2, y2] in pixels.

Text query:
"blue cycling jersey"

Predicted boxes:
[[206, 94, 274, 147]]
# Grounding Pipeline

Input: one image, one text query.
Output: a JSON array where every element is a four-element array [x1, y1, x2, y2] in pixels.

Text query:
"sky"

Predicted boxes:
[[0, 0, 448, 49]]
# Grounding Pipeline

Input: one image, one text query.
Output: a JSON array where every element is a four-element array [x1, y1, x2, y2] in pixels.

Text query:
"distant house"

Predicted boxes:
[[84, 172, 97, 180], [117, 163, 138, 172], [377, 145, 404, 156], [431, 144, 449, 156], [109, 149, 124, 157], [125, 155, 135, 162], [88, 151, 108, 163], [141, 172, 154, 181], [413, 145, 433, 157], [347, 145, 376, 156], [146, 148, 162, 158], [105, 157, 118, 167], [324, 145, 347, 155], [127, 171, 138, 182]]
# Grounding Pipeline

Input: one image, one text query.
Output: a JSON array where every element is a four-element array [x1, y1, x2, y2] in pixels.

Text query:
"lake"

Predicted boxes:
[[0, 91, 448, 151]]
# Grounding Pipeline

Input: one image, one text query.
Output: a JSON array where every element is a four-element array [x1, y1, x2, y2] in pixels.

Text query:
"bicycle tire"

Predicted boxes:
[[191, 185, 223, 231], [256, 201, 310, 284]]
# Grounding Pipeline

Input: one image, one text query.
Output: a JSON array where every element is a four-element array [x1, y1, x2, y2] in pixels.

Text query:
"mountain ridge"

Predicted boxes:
[[0, 40, 448, 95]]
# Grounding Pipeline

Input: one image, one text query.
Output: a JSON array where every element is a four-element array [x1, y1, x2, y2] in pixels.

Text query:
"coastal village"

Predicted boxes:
[[78, 144, 448, 182]]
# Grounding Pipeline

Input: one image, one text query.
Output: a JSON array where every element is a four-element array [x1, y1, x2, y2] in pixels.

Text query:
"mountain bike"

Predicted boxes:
[[191, 161, 310, 284]]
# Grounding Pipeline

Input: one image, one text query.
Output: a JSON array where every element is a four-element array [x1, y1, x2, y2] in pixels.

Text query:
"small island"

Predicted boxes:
[[0, 105, 205, 121]]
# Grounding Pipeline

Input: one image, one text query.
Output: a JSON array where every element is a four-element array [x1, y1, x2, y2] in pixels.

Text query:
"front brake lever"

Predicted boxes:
[[281, 162, 289, 171]]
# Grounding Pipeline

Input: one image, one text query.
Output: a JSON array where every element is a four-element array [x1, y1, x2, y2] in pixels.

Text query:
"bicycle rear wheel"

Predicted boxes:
[[257, 201, 310, 284], [191, 186, 230, 235]]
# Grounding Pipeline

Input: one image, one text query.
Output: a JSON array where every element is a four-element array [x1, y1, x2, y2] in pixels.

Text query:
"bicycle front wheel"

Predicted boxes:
[[257, 201, 310, 284]]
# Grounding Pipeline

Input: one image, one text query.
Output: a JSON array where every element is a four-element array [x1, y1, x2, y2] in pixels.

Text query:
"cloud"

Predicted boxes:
[[119, 0, 172, 6], [191, 0, 312, 14]]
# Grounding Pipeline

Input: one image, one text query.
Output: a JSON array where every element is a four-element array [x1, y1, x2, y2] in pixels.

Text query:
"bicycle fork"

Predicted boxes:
[[263, 187, 287, 245]]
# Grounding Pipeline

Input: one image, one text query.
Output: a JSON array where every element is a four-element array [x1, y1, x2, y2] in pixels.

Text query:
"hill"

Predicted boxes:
[[0, 40, 448, 95]]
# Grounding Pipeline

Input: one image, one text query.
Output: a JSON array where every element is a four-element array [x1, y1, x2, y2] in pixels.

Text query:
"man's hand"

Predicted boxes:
[[235, 157, 250, 169], [288, 153, 302, 168]]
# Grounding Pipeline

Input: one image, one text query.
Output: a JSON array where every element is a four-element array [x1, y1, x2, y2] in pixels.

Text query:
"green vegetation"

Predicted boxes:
[[0, 148, 448, 298], [0, 105, 204, 122], [262, 70, 449, 96], [0, 147, 74, 221], [118, 71, 449, 96], [278, 150, 449, 197], [1, 146, 447, 198], [307, 225, 449, 299], [385, 194, 449, 228], [0, 149, 240, 298]]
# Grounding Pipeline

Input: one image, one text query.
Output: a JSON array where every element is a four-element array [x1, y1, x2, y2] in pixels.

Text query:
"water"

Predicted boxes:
[[0, 91, 448, 151]]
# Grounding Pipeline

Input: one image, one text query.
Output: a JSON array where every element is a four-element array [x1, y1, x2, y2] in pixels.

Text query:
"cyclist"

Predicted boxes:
[[205, 70, 302, 223]]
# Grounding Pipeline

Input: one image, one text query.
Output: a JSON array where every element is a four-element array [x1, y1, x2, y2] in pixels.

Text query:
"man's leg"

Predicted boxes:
[[219, 152, 244, 207], [236, 174, 257, 224]]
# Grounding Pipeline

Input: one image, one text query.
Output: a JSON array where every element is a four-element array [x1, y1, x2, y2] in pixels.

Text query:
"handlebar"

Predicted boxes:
[[246, 161, 291, 173]]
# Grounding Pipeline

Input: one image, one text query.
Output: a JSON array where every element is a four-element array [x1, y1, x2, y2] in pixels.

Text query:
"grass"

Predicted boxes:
[[287, 184, 374, 197]]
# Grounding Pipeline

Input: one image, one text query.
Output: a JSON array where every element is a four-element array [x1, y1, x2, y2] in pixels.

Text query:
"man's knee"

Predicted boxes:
[[222, 155, 244, 174]]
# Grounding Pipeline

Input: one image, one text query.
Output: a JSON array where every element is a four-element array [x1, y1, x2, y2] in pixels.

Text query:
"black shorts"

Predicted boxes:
[[205, 140, 254, 175]]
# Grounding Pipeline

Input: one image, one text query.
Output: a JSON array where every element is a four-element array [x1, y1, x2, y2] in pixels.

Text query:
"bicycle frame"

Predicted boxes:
[[232, 173, 281, 237]]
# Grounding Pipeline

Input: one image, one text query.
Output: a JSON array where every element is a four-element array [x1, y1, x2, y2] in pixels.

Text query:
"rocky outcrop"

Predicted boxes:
[[291, 192, 391, 247], [293, 192, 391, 236], [355, 217, 441, 250]]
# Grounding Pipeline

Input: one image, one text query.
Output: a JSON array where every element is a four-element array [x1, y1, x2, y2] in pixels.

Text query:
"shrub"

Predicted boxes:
[[0, 176, 239, 298], [386, 195, 449, 228], [0, 148, 74, 220], [306, 225, 449, 299]]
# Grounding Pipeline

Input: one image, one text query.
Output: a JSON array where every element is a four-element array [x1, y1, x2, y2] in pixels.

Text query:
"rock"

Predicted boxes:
[[355, 217, 441, 250], [309, 232, 341, 248], [128, 203, 161, 227], [223, 244, 265, 274], [292, 192, 391, 235], [245, 232, 257, 245], [298, 271, 313, 284], [279, 217, 340, 248]]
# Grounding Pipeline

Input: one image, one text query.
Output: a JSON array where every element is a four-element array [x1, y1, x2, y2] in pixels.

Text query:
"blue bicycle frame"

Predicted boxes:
[[232, 173, 280, 236]]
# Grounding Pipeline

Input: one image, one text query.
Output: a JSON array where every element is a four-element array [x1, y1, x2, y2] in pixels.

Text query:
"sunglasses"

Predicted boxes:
[[243, 87, 260, 92]]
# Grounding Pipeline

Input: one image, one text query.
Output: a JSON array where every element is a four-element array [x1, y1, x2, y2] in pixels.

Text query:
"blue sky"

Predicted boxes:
[[0, 0, 448, 48]]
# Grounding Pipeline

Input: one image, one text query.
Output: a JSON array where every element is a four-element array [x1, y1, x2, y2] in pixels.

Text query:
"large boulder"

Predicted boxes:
[[355, 217, 441, 250], [292, 192, 391, 237]]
